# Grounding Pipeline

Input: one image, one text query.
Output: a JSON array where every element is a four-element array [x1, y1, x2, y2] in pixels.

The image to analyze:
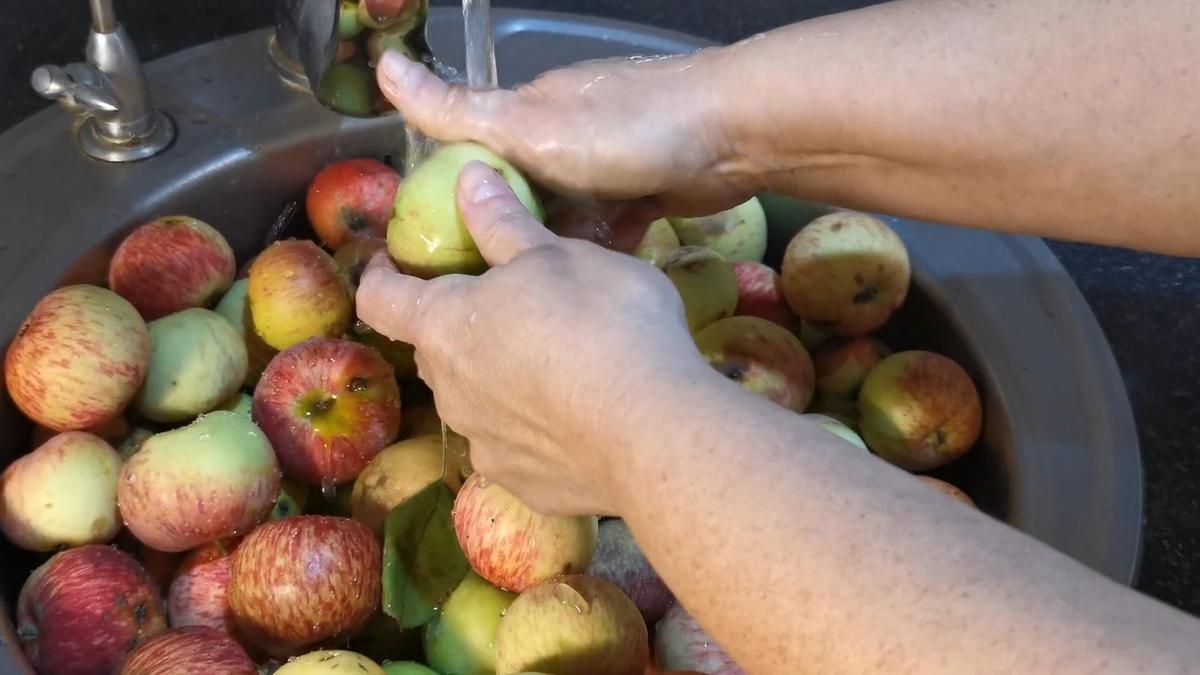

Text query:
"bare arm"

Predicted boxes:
[[377, 0, 1200, 256]]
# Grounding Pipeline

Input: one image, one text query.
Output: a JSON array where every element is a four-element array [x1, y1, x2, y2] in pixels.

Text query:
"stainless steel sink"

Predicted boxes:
[[0, 8, 1142, 673]]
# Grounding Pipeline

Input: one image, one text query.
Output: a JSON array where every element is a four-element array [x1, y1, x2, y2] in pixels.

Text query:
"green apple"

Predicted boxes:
[[494, 575, 648, 675], [275, 650, 385, 674], [858, 351, 983, 471], [387, 142, 543, 278], [668, 196, 767, 262], [134, 308, 248, 423], [662, 246, 738, 333], [424, 572, 517, 675], [216, 391, 252, 416], [781, 212, 911, 337], [382, 664, 438, 675], [631, 218, 680, 268]]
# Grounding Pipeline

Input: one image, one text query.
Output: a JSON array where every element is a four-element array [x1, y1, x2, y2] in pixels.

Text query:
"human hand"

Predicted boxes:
[[355, 160, 713, 516], [375, 48, 760, 216]]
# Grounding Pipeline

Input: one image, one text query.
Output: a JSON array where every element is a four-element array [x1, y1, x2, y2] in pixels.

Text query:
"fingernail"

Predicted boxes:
[[462, 161, 506, 203], [378, 50, 416, 88]]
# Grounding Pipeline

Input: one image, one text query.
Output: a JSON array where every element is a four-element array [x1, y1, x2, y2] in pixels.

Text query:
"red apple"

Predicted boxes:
[[654, 603, 744, 675], [858, 351, 983, 471], [117, 626, 255, 675], [357, 0, 419, 30], [118, 411, 281, 552], [813, 335, 892, 397], [247, 239, 353, 351], [228, 516, 381, 658], [692, 315, 816, 412], [17, 545, 167, 675], [306, 159, 401, 250], [586, 519, 674, 625], [453, 473, 597, 593], [781, 212, 911, 336], [5, 284, 150, 432], [252, 337, 402, 486], [138, 544, 184, 593], [168, 539, 243, 641], [108, 216, 236, 321], [730, 261, 797, 330], [917, 476, 977, 507], [0, 431, 121, 551], [494, 575, 649, 675], [29, 414, 128, 449]]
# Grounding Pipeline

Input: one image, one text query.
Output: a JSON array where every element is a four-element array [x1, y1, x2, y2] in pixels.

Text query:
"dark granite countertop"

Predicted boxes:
[[2, 0, 1198, 615]]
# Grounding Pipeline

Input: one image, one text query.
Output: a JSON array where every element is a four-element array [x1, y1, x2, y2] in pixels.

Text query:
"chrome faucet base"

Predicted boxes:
[[77, 109, 175, 163]]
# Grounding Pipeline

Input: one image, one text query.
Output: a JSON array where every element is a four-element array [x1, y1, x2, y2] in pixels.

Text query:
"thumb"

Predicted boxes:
[[376, 50, 517, 146], [457, 161, 557, 266]]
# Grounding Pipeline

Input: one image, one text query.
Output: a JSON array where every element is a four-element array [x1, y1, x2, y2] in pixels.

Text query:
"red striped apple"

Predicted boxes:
[[730, 260, 797, 330], [306, 159, 401, 251], [781, 212, 910, 336], [167, 539, 243, 640], [107, 216, 236, 321], [586, 519, 673, 625], [858, 351, 983, 471], [662, 246, 738, 333], [17, 545, 167, 675], [5, 284, 150, 431], [228, 516, 381, 658], [28, 414, 128, 449], [252, 337, 402, 486], [813, 335, 892, 398], [0, 431, 121, 551], [118, 411, 281, 552], [668, 197, 767, 263], [453, 473, 597, 593], [693, 315, 816, 413], [494, 575, 649, 675], [655, 603, 744, 675], [117, 626, 255, 675], [247, 239, 352, 351]]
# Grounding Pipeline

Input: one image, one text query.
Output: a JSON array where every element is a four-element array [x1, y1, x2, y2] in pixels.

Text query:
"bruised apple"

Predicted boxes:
[[117, 626, 255, 675], [858, 351, 983, 471], [108, 215, 236, 321], [494, 575, 649, 675], [453, 474, 597, 592], [387, 142, 542, 278], [5, 285, 149, 432], [585, 519, 673, 625], [781, 212, 910, 336], [134, 308, 248, 423], [730, 261, 797, 330], [334, 237, 388, 294], [350, 435, 469, 534], [252, 337, 402, 486], [693, 316, 815, 413], [17, 545, 167, 675], [0, 431, 121, 551], [306, 159, 401, 250], [668, 197, 767, 263], [662, 246, 738, 333], [228, 516, 381, 658], [247, 239, 353, 351], [118, 411, 281, 552]]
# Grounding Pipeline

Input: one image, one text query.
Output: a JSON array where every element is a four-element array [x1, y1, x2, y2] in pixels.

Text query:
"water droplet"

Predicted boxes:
[[321, 481, 336, 499], [553, 583, 590, 614]]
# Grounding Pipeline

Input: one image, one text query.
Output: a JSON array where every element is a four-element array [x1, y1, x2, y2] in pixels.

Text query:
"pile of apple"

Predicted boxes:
[[0, 139, 982, 675]]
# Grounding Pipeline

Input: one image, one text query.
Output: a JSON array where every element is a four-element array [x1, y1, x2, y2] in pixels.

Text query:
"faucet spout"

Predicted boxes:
[[89, 0, 116, 33]]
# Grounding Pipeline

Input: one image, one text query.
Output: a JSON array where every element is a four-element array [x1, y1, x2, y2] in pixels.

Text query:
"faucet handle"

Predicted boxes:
[[31, 63, 119, 114]]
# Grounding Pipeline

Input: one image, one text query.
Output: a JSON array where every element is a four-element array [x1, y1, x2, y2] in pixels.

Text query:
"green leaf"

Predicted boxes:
[[381, 481, 470, 629]]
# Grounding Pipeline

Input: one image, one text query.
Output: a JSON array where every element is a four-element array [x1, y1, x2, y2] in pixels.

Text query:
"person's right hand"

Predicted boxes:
[[375, 48, 759, 216]]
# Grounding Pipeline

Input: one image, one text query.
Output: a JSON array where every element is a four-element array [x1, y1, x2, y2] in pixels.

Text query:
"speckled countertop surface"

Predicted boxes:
[[2, 0, 1198, 614]]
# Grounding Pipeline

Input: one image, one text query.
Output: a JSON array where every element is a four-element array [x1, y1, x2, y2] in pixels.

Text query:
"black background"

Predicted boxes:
[[2, 0, 1199, 617]]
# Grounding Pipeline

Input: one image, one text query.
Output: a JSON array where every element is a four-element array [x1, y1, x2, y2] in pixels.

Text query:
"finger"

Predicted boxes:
[[355, 253, 428, 345], [457, 160, 558, 266], [376, 51, 518, 145]]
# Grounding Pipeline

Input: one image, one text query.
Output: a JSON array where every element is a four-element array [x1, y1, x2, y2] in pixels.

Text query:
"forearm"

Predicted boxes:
[[707, 0, 1200, 256], [609, 368, 1200, 673]]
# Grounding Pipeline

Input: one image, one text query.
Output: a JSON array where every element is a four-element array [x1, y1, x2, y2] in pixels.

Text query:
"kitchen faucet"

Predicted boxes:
[[29, 0, 175, 163]]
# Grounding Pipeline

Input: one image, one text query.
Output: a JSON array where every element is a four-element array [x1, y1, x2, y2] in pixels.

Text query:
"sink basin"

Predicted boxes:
[[0, 8, 1141, 673]]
